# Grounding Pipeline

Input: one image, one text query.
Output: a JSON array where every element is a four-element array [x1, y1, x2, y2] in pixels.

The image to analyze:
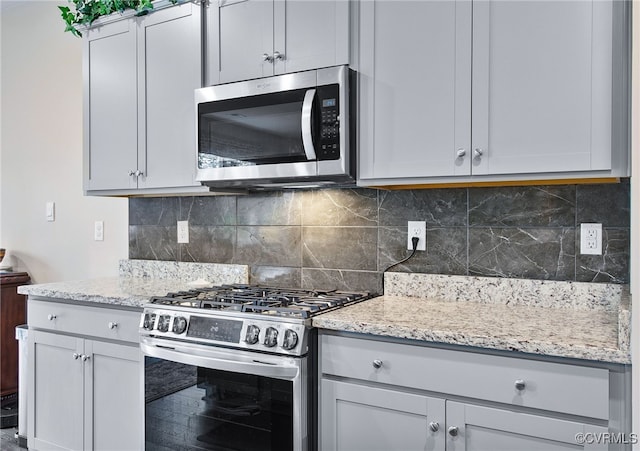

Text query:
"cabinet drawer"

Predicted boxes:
[[29, 300, 141, 344], [320, 334, 609, 420]]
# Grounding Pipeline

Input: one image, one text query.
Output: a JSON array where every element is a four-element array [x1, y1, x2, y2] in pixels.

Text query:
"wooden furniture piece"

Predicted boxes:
[[0, 272, 30, 401]]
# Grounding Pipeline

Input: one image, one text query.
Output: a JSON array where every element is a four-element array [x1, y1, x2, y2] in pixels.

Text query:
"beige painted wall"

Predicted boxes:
[[0, 1, 128, 283]]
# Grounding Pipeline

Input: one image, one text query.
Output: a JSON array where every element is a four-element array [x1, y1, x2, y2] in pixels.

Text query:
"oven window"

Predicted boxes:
[[145, 357, 293, 451], [198, 89, 314, 169]]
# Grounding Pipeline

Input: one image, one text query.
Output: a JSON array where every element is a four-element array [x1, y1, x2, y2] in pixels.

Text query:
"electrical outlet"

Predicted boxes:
[[407, 221, 426, 251], [94, 221, 104, 241], [580, 223, 602, 255], [177, 221, 189, 244]]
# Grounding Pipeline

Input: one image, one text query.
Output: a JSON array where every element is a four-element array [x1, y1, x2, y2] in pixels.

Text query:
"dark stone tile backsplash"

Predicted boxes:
[[129, 180, 630, 293]]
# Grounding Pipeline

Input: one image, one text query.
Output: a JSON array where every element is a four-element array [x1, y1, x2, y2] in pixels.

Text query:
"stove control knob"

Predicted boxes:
[[172, 316, 188, 334], [245, 325, 260, 344], [282, 329, 298, 350], [142, 313, 156, 330], [264, 327, 278, 347], [157, 315, 171, 333]]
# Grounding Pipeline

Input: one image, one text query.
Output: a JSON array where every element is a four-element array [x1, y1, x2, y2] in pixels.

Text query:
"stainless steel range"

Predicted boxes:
[[140, 284, 372, 451]]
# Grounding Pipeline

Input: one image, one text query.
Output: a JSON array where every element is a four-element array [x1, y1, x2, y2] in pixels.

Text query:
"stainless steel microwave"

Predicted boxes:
[[195, 65, 354, 189]]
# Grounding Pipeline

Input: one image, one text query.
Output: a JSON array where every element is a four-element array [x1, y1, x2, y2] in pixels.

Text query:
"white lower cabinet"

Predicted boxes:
[[27, 300, 142, 451], [319, 333, 625, 451], [445, 402, 607, 451], [321, 379, 445, 451]]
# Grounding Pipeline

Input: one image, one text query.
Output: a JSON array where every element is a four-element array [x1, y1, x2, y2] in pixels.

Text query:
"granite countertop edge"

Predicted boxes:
[[17, 261, 250, 309], [18, 277, 171, 308], [313, 316, 630, 365], [312, 294, 631, 365]]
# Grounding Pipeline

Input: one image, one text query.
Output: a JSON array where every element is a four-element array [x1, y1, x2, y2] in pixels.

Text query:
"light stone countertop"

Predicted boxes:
[[18, 265, 630, 363], [17, 260, 249, 309], [312, 273, 631, 364]]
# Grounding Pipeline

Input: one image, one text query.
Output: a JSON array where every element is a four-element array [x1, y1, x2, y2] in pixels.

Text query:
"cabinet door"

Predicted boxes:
[[84, 340, 142, 450], [446, 402, 608, 451], [471, 0, 613, 176], [214, 0, 275, 84], [137, 2, 202, 189], [358, 0, 472, 183], [320, 379, 445, 451], [28, 330, 84, 451], [83, 19, 138, 191], [273, 0, 349, 75]]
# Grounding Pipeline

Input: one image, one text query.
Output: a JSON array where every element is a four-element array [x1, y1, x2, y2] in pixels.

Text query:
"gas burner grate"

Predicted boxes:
[[149, 284, 373, 318]]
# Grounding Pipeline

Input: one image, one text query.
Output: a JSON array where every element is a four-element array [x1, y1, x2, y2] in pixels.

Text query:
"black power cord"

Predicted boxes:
[[381, 236, 420, 294]]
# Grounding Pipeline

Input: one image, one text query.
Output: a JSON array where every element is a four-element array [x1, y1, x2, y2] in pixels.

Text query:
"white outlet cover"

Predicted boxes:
[[177, 221, 189, 244], [580, 223, 602, 255], [94, 221, 104, 241], [407, 221, 427, 251]]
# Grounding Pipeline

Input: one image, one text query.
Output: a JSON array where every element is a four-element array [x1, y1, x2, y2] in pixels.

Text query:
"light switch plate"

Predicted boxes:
[[46, 202, 55, 222]]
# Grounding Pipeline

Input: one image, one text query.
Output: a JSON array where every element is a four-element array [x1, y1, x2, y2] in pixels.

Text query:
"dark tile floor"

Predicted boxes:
[[0, 426, 22, 451]]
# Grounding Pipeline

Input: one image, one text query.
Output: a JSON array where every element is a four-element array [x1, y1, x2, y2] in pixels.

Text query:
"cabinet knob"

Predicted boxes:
[[73, 353, 81, 360], [456, 148, 466, 158], [128, 170, 136, 176], [134, 170, 144, 177], [473, 148, 484, 158], [108, 322, 118, 330], [514, 379, 526, 391], [448, 426, 459, 437], [81, 354, 91, 362], [47, 314, 57, 321], [429, 422, 439, 432], [273, 51, 285, 61], [263, 53, 274, 62], [372, 359, 383, 369]]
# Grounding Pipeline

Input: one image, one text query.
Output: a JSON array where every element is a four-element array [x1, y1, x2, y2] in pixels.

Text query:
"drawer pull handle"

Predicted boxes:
[[372, 359, 383, 369], [514, 379, 526, 391], [108, 322, 118, 329], [47, 314, 57, 321], [429, 422, 439, 432], [448, 426, 459, 437], [73, 353, 80, 360]]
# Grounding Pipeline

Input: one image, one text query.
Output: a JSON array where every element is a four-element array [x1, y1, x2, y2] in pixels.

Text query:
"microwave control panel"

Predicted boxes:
[[317, 84, 340, 161]]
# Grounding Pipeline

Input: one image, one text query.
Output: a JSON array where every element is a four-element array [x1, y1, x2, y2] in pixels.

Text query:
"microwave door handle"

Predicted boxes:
[[301, 88, 317, 161]]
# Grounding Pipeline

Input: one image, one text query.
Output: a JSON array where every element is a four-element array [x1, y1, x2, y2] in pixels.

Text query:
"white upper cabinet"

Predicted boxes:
[[470, 0, 615, 176], [206, 0, 350, 85], [137, 3, 202, 190], [84, 1, 204, 195], [358, 0, 472, 180], [358, 0, 629, 187], [84, 19, 138, 192]]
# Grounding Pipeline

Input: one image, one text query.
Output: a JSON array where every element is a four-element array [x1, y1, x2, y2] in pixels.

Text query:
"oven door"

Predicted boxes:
[[141, 336, 311, 451]]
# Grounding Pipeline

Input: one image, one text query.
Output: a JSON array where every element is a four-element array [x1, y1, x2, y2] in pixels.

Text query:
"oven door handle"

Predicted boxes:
[[141, 336, 300, 381], [301, 88, 317, 161]]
